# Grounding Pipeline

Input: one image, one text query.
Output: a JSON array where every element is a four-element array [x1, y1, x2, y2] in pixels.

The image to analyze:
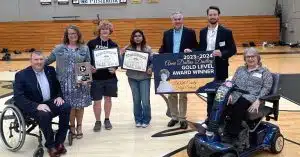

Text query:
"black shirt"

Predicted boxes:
[[87, 37, 119, 80]]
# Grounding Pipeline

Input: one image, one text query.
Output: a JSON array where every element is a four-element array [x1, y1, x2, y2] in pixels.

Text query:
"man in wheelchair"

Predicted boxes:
[[13, 51, 71, 157], [218, 47, 273, 151]]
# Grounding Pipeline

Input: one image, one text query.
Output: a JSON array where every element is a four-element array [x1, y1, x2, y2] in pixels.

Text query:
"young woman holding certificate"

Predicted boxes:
[[120, 29, 153, 128], [87, 20, 119, 132], [45, 25, 92, 140]]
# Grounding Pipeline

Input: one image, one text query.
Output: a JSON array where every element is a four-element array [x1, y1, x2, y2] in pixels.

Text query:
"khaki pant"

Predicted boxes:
[[168, 93, 187, 121]]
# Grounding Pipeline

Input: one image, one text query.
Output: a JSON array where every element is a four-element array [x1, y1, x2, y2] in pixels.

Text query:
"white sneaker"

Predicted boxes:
[[142, 123, 149, 128], [136, 123, 142, 128]]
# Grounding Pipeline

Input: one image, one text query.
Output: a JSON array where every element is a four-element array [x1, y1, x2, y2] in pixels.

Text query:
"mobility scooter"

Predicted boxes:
[[187, 73, 284, 157]]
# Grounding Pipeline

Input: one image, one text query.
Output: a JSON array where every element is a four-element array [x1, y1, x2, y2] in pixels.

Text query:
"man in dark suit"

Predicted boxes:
[[14, 51, 71, 157], [186, 6, 236, 126], [159, 12, 198, 129], [201, 6, 236, 124]]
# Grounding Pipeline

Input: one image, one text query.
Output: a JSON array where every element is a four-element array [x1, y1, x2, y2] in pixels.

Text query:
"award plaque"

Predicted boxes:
[[75, 62, 92, 83], [93, 48, 120, 69], [122, 50, 149, 72]]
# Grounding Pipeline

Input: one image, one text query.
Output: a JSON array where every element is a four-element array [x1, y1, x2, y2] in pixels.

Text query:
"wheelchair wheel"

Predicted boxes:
[[187, 138, 197, 157], [0, 105, 26, 152], [33, 147, 44, 157], [271, 132, 284, 154]]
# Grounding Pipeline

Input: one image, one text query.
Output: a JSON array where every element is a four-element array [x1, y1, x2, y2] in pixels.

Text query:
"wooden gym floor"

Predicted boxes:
[[0, 47, 300, 157]]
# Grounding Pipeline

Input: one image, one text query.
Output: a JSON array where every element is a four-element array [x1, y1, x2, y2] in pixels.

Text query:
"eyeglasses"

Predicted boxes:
[[173, 18, 182, 21], [245, 55, 257, 59], [68, 33, 78, 36]]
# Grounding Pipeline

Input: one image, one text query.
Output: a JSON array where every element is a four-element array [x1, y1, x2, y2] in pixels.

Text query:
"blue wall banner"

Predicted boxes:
[[153, 51, 216, 94]]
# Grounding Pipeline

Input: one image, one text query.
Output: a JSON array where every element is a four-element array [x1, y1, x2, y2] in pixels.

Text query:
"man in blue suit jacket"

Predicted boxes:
[[14, 51, 71, 157]]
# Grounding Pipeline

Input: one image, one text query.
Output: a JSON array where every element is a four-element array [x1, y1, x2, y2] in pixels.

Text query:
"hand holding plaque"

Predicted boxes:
[[75, 62, 92, 84]]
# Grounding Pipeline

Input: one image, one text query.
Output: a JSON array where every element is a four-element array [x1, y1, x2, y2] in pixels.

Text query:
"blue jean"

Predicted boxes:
[[128, 78, 151, 124]]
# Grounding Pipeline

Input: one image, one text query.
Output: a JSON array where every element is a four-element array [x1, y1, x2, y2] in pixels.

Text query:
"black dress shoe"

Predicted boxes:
[[180, 121, 188, 129], [47, 148, 60, 157], [56, 144, 67, 154], [167, 119, 178, 127]]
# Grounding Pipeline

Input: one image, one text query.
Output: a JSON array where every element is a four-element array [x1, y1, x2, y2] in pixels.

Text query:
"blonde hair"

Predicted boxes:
[[97, 20, 114, 36]]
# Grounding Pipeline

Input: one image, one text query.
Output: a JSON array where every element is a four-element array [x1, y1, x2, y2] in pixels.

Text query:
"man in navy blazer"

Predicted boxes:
[[186, 6, 237, 127], [159, 12, 197, 129], [14, 51, 71, 157], [159, 15, 197, 54]]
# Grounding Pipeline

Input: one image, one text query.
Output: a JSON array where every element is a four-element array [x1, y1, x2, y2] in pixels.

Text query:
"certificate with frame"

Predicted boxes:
[[93, 48, 120, 69], [75, 62, 92, 83], [122, 50, 149, 72]]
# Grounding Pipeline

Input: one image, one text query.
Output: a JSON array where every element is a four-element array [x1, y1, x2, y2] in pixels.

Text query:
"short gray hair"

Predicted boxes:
[[30, 51, 44, 58], [171, 11, 183, 19], [243, 47, 262, 66]]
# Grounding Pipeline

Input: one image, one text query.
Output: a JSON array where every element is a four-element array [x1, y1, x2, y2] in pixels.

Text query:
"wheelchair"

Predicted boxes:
[[187, 73, 284, 157], [0, 97, 73, 157]]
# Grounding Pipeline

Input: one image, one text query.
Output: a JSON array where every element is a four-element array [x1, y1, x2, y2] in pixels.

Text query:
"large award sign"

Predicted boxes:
[[75, 62, 92, 83], [153, 51, 215, 94], [122, 50, 149, 72], [93, 48, 120, 69]]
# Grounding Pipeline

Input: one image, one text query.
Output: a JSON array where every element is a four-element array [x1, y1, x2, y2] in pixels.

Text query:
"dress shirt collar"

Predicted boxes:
[[208, 24, 218, 32], [174, 25, 183, 33]]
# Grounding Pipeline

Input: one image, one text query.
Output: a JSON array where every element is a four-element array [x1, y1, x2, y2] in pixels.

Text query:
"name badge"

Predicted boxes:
[[252, 72, 262, 78], [219, 41, 226, 47]]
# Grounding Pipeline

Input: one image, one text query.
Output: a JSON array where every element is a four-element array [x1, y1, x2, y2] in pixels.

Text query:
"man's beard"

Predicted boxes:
[[209, 19, 218, 25]]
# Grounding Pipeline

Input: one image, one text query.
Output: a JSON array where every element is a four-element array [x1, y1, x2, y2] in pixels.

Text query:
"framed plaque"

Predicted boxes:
[[75, 62, 92, 83], [40, 0, 51, 5], [58, 0, 69, 5], [122, 50, 149, 72], [93, 48, 120, 69], [72, 0, 79, 4]]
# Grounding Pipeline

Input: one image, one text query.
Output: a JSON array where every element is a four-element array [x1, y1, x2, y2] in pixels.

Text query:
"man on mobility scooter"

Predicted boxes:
[[187, 48, 284, 157]]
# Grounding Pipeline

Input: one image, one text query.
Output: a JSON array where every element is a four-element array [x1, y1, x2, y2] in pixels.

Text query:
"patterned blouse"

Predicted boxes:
[[45, 44, 92, 108], [231, 66, 273, 104]]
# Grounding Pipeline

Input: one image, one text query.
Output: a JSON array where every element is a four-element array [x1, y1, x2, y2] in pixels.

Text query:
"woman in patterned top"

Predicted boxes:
[[45, 25, 92, 139], [225, 47, 273, 137]]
